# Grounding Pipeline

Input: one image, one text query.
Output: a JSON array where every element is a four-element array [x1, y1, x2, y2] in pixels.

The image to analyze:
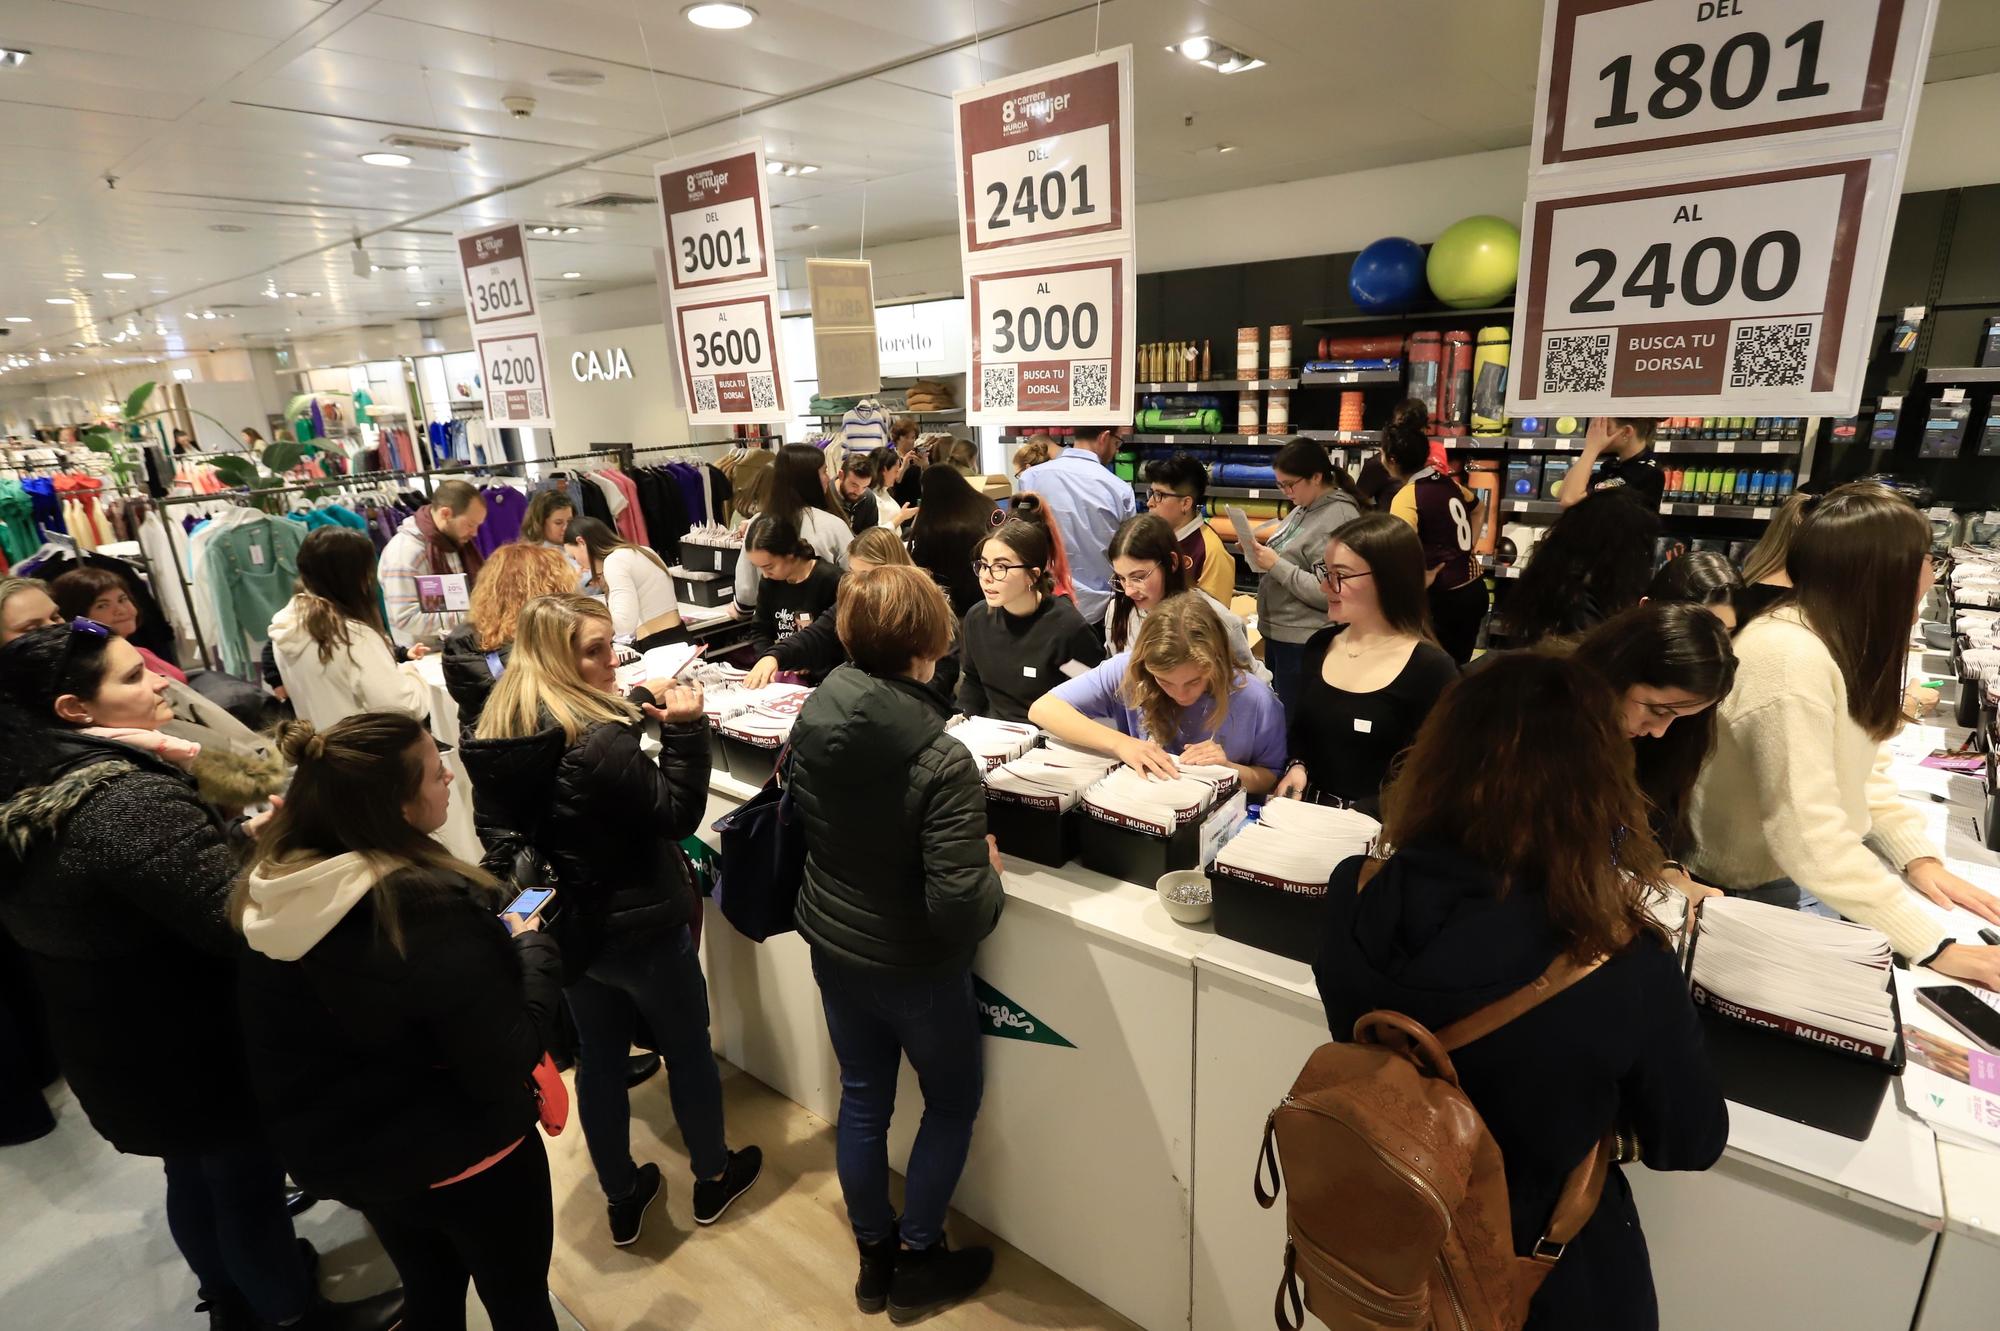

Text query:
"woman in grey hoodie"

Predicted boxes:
[[1245, 438, 1364, 714]]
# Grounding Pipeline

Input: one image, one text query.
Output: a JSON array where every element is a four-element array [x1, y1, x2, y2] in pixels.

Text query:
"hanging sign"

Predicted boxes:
[[474, 325, 555, 428], [672, 289, 790, 425], [1530, 0, 1935, 174], [965, 252, 1133, 426], [1512, 155, 1899, 416], [806, 259, 881, 397], [454, 222, 541, 330], [952, 46, 1135, 259], [654, 139, 777, 296]]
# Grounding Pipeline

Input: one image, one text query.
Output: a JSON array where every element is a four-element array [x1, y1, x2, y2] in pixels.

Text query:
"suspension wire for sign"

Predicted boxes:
[[1094, 0, 1102, 55], [630, 0, 677, 154], [419, 66, 477, 226], [858, 181, 868, 261], [970, 0, 985, 83]]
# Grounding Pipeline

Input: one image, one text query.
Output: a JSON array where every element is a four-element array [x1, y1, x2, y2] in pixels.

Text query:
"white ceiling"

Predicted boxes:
[[2, 0, 1999, 385]]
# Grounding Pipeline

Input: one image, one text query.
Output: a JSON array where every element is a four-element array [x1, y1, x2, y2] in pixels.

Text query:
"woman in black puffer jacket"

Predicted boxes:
[[0, 623, 399, 1331], [440, 542, 580, 740], [237, 713, 563, 1331], [460, 593, 761, 1245], [788, 566, 1005, 1324]]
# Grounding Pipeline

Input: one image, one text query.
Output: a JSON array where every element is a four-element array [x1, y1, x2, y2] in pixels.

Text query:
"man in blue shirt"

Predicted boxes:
[[1015, 426, 1135, 625]]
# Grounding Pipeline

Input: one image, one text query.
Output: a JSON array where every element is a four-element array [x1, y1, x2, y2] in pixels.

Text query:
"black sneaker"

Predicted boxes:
[[194, 1291, 255, 1331], [608, 1162, 664, 1247], [855, 1225, 900, 1315], [285, 1186, 318, 1217], [691, 1146, 762, 1226], [888, 1239, 994, 1326]]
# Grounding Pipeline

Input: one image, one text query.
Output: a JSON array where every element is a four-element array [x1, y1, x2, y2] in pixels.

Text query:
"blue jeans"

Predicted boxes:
[[565, 925, 728, 1196], [1264, 639, 1309, 719], [161, 1137, 313, 1323], [811, 954, 983, 1249]]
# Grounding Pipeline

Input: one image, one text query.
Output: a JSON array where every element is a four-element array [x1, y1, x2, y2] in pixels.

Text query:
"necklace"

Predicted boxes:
[[1338, 632, 1404, 659]]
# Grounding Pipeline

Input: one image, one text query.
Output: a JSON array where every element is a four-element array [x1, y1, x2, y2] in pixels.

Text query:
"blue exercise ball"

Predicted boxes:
[[1348, 237, 1430, 314]]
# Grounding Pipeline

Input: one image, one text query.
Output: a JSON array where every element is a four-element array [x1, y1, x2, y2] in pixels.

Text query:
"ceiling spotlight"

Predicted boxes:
[[416, 300, 433, 307], [201, 310, 216, 320], [766, 160, 784, 175], [45, 296, 73, 305], [265, 290, 280, 298], [685, 3, 756, 29], [1177, 36, 1214, 61], [5, 316, 30, 323], [562, 270, 582, 279], [361, 151, 413, 167], [284, 291, 300, 298], [404, 264, 420, 273], [309, 291, 321, 298], [0, 48, 30, 67], [799, 164, 818, 174], [101, 271, 135, 280], [1165, 36, 1264, 74], [547, 67, 605, 87]]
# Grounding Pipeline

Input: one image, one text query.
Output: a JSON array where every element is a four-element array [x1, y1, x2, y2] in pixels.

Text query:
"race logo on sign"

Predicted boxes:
[[973, 976, 1074, 1048]]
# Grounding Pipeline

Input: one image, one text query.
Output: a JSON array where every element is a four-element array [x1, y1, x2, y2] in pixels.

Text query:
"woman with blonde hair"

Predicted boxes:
[[441, 543, 579, 737], [460, 594, 761, 1244], [1030, 592, 1287, 793], [1732, 488, 1811, 628]]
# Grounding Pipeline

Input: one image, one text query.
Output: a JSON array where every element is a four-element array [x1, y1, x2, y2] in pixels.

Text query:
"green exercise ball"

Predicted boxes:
[[1426, 215, 1521, 310]]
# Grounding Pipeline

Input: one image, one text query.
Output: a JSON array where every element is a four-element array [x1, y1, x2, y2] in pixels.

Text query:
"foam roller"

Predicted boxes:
[[1439, 331, 1473, 435], [1407, 332, 1442, 426], [1471, 326, 1511, 436], [1317, 335, 1406, 361]]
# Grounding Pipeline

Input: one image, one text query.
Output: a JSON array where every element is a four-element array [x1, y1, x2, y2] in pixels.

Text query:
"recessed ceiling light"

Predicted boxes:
[[0, 49, 29, 68], [5, 316, 30, 323], [45, 296, 73, 305], [416, 300, 433, 307], [766, 160, 784, 175], [792, 223, 819, 233], [562, 270, 582, 279], [1166, 36, 1264, 74], [101, 271, 135, 280], [404, 265, 420, 273], [1177, 35, 1214, 61], [210, 224, 247, 233], [547, 67, 605, 87], [361, 151, 413, 167], [284, 291, 300, 298], [309, 291, 321, 298], [799, 164, 817, 174], [1218, 144, 1239, 153], [684, 3, 756, 29]]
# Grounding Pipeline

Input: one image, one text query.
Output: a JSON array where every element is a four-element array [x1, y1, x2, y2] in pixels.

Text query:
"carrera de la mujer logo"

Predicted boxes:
[[973, 976, 1074, 1048]]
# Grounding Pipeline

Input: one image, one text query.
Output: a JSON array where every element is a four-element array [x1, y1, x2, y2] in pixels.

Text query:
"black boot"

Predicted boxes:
[[285, 1186, 318, 1217], [887, 1237, 993, 1326], [855, 1223, 900, 1314], [194, 1289, 256, 1331], [288, 1286, 405, 1330], [624, 1053, 662, 1087]]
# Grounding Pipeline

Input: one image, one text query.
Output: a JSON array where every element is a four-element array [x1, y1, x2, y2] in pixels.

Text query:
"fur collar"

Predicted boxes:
[[0, 759, 137, 860]]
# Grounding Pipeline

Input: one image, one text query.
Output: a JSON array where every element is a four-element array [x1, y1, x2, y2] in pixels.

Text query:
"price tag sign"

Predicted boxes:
[[654, 139, 775, 296], [455, 223, 540, 330], [965, 252, 1133, 426], [1509, 155, 1899, 415], [953, 47, 1133, 258], [806, 259, 880, 397], [672, 290, 789, 425], [1531, 0, 1936, 173], [474, 327, 553, 428]]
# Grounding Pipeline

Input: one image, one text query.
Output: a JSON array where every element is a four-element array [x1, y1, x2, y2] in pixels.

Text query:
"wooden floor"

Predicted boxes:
[[543, 1060, 1139, 1331]]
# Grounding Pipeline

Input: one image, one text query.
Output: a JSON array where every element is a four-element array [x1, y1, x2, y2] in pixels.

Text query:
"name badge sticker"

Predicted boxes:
[[1353, 717, 1374, 734], [1022, 665, 1038, 678]]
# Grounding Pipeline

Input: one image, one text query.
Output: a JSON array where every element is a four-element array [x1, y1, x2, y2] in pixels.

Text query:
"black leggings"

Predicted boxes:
[[1429, 576, 1490, 665], [362, 1133, 558, 1331]]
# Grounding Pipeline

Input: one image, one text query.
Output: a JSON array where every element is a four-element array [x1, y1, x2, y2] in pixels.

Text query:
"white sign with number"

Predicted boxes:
[[952, 46, 1134, 259], [654, 138, 776, 297], [965, 252, 1133, 427], [1509, 154, 1899, 416], [454, 222, 540, 330], [672, 290, 789, 426], [475, 326, 554, 428], [1529, 0, 1936, 176]]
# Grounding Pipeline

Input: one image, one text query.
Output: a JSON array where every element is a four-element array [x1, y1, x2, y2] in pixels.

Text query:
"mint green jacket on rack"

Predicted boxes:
[[200, 516, 305, 676]]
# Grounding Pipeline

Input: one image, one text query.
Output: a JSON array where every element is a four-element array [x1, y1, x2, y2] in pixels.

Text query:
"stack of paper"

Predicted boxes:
[[613, 643, 703, 694], [1080, 765, 1237, 836], [945, 717, 1040, 772], [1689, 898, 1897, 1062], [681, 523, 743, 550], [1212, 799, 1380, 889], [985, 741, 1121, 812], [1900, 1015, 2000, 1152], [709, 682, 812, 749], [1641, 883, 1691, 954]]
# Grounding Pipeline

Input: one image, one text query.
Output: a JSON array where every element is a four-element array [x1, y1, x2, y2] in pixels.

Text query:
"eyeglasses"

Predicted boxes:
[[1112, 569, 1159, 590], [972, 559, 1028, 581], [1311, 564, 1373, 592], [1275, 476, 1303, 496], [1146, 488, 1190, 506]]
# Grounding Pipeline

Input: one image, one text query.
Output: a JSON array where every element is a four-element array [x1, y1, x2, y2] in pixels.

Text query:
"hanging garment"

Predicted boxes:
[[0, 481, 38, 562], [474, 483, 527, 555], [199, 515, 306, 676]]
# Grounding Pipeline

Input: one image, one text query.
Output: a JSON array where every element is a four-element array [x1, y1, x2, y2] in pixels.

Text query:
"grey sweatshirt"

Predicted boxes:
[[1255, 489, 1360, 645]]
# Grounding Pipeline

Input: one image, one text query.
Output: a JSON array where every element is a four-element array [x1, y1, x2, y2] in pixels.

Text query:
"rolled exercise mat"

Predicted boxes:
[[1471, 327, 1512, 436], [1238, 327, 1261, 379], [1407, 331, 1443, 425], [1338, 392, 1365, 432], [1318, 335, 1407, 361], [1439, 330, 1474, 435], [1466, 459, 1502, 555], [1238, 392, 1259, 435], [1268, 325, 1293, 375], [1266, 390, 1291, 434]]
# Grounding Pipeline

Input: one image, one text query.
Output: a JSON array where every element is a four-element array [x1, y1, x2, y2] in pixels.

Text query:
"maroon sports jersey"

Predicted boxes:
[[1405, 468, 1476, 588]]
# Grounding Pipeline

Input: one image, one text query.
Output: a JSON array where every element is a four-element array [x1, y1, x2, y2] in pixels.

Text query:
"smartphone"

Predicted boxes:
[[1917, 984, 2000, 1053], [501, 887, 555, 929]]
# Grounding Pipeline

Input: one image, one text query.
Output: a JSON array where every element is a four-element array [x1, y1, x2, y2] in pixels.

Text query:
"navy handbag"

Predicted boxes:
[[711, 751, 808, 942]]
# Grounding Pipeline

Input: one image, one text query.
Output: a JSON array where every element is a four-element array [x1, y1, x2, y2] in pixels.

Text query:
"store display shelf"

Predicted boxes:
[[1298, 368, 1403, 386], [1923, 367, 2000, 384], [1296, 429, 1382, 443], [1136, 378, 1300, 392], [1500, 498, 1564, 516], [1128, 433, 1299, 446], [1302, 305, 1513, 328], [1133, 478, 1288, 502], [1660, 501, 1780, 519], [811, 408, 963, 420]]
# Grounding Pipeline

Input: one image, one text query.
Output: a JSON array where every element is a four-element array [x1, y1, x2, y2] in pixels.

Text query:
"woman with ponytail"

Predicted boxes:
[[237, 714, 563, 1331], [268, 527, 430, 728]]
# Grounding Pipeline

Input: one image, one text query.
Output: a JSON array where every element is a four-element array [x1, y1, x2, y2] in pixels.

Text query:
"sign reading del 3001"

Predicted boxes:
[[655, 141, 774, 295]]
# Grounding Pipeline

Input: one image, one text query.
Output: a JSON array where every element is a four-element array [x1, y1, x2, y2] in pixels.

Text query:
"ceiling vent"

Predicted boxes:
[[564, 191, 654, 210], [383, 134, 469, 153]]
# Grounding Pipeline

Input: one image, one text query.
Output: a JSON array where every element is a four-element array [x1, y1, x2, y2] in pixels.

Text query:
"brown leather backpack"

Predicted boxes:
[[1253, 869, 1614, 1331]]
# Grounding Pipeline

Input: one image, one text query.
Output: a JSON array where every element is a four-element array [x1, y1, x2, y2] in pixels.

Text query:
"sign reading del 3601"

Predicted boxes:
[[455, 223, 540, 330]]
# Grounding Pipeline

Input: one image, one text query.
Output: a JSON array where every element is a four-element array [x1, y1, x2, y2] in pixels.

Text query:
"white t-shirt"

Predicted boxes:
[[603, 546, 679, 639]]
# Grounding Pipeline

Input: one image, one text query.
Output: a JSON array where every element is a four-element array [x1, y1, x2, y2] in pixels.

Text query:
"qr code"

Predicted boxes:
[[1542, 333, 1611, 395], [692, 377, 719, 412], [982, 363, 1018, 410], [1072, 360, 1111, 409], [748, 373, 776, 409], [1729, 321, 1813, 389]]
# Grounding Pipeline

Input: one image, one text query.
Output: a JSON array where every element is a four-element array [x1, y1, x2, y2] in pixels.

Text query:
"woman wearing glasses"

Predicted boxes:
[[956, 516, 1102, 723], [1270, 515, 1459, 815], [1239, 438, 1363, 715], [1029, 594, 1286, 793], [0, 621, 402, 1330], [1103, 514, 1257, 675]]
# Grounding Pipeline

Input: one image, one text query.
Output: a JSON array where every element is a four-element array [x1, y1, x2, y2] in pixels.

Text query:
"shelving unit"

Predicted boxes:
[[1922, 367, 2000, 385], [1442, 434, 1805, 456], [1298, 367, 1403, 387], [1136, 378, 1299, 393], [1301, 304, 1513, 328], [1127, 432, 1298, 446]]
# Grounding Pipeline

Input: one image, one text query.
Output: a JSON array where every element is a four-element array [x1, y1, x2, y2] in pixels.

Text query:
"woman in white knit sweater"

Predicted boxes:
[[268, 527, 430, 728], [1690, 485, 2000, 988]]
